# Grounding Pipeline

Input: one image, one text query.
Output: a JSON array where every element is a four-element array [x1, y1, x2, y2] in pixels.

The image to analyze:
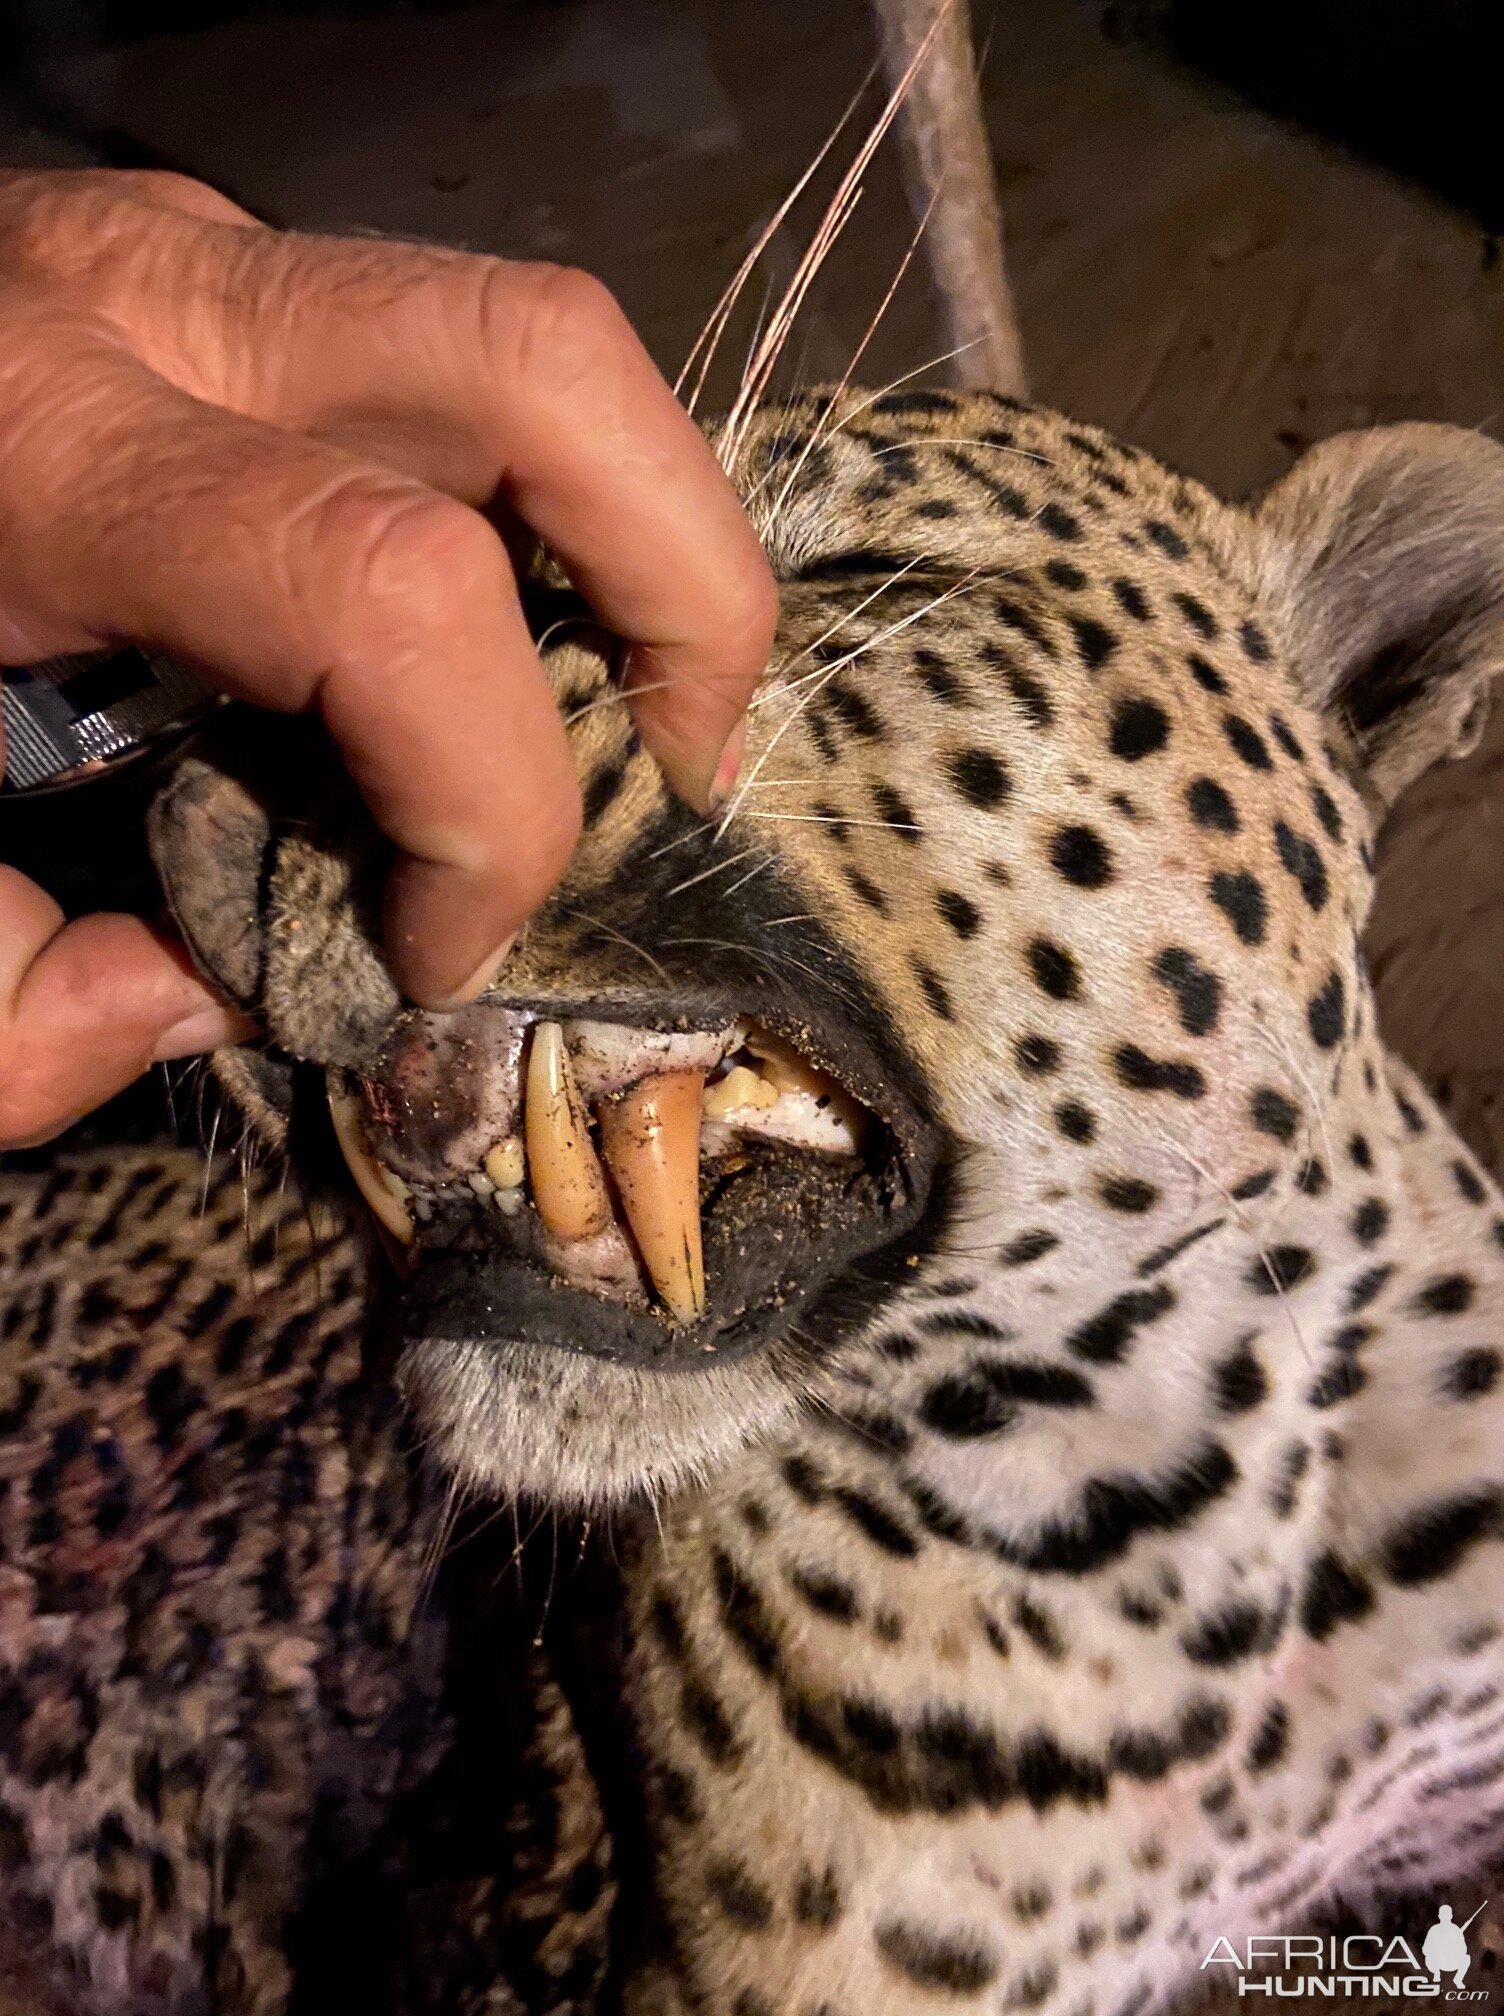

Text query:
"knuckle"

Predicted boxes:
[[305, 478, 502, 661], [483, 260, 630, 396], [114, 168, 219, 212]]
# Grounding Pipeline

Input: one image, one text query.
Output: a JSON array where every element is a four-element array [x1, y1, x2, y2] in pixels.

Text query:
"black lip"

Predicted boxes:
[[395, 992, 943, 1371]]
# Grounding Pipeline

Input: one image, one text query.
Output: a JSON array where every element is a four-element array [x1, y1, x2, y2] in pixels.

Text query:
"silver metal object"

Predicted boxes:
[[1, 647, 219, 793]]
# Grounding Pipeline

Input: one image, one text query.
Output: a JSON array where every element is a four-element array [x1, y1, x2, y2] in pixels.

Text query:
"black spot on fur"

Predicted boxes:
[[1246, 1702, 1290, 1774], [1351, 1198, 1389, 1246], [1307, 971, 1345, 1050], [824, 680, 886, 743], [1173, 591, 1219, 639], [1046, 559, 1087, 590], [1138, 1217, 1225, 1276], [1145, 520, 1189, 560], [707, 1857, 775, 1930], [1209, 872, 1267, 945], [1109, 696, 1171, 762], [787, 1567, 860, 1625], [1186, 652, 1227, 695], [946, 748, 1010, 810], [1233, 1170, 1277, 1200], [913, 960, 955, 1021], [1180, 1601, 1272, 1666], [794, 1865, 843, 1929], [1299, 1551, 1374, 1641], [1223, 715, 1273, 770], [1269, 714, 1305, 763], [1249, 1246, 1317, 1295], [1070, 615, 1118, 669], [1015, 1033, 1061, 1076], [1274, 821, 1329, 911], [1239, 619, 1272, 663], [1441, 1162, 1488, 1218], [1056, 1101, 1096, 1143], [1310, 784, 1344, 841], [1098, 1176, 1160, 1214], [1308, 1360, 1365, 1409], [1414, 1273, 1475, 1316], [1250, 1088, 1299, 1142], [1152, 947, 1222, 1036], [1050, 824, 1113, 888], [1187, 777, 1239, 832], [872, 780, 922, 840], [1348, 1264, 1393, 1312], [1000, 1228, 1060, 1266], [920, 1359, 1094, 1439], [991, 1443, 1238, 1577], [1067, 1284, 1175, 1364], [1113, 579, 1150, 621], [875, 1922, 998, 1994], [842, 864, 889, 913], [582, 757, 630, 825], [1114, 1045, 1206, 1100], [1213, 1337, 1268, 1414], [1027, 938, 1082, 1001], [913, 648, 966, 706], [936, 889, 982, 939], [1442, 1348, 1501, 1400], [1381, 1491, 1502, 1586]]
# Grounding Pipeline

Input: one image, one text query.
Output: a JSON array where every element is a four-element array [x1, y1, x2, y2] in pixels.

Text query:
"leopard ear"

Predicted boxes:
[[147, 755, 271, 1008], [1251, 423, 1504, 807]]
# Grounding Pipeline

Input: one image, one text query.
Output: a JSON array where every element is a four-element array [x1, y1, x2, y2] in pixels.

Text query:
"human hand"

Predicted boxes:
[[0, 169, 777, 1148]]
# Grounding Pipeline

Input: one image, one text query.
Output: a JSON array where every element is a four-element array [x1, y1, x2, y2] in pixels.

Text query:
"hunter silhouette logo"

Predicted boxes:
[[1200, 1901, 1491, 1998], [1425, 1905, 1486, 1991]]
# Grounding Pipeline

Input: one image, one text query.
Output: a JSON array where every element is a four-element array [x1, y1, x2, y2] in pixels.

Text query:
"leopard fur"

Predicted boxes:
[[5, 387, 1504, 2014]]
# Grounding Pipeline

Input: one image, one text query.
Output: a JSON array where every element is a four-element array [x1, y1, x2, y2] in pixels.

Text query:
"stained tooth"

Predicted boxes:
[[704, 1064, 779, 1119], [327, 1072, 415, 1244], [598, 1069, 706, 1324], [744, 1025, 830, 1097], [484, 1136, 526, 1191], [525, 1023, 614, 1243]]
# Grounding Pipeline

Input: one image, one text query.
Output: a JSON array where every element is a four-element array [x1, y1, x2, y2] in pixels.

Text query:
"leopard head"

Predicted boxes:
[[150, 390, 1504, 1506]]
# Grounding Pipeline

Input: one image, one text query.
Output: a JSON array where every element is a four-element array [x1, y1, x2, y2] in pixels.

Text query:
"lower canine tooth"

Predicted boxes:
[[525, 1023, 614, 1242], [327, 1073, 415, 1244], [598, 1069, 706, 1324]]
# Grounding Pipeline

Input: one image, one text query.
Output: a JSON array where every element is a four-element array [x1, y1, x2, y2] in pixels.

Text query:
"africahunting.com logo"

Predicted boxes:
[[1201, 1903, 1490, 1999]]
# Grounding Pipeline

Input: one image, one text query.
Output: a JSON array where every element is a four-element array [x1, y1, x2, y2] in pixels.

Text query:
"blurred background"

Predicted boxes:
[[3, 0, 1503, 1175]]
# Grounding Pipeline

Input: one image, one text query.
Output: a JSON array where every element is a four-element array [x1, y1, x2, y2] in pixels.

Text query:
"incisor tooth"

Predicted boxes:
[[484, 1136, 525, 1191], [598, 1069, 706, 1324], [327, 1073, 414, 1244], [744, 1026, 829, 1097], [525, 1023, 614, 1243]]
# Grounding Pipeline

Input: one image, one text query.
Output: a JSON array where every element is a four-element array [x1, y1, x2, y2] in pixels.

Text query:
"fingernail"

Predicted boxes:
[[150, 1006, 258, 1062], [422, 932, 516, 1012], [707, 719, 747, 812]]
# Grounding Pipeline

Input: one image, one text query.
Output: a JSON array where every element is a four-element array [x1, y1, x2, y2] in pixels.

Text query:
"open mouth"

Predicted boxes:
[[326, 1002, 937, 1368]]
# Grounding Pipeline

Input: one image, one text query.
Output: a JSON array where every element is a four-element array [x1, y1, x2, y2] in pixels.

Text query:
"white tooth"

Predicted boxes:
[[598, 1069, 706, 1324], [327, 1071, 415, 1244], [525, 1023, 614, 1243], [494, 1187, 524, 1218], [483, 1135, 526, 1191], [703, 1064, 779, 1118]]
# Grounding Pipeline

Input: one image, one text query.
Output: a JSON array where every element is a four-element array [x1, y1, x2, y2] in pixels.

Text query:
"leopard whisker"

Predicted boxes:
[[718, 5, 951, 471], [557, 907, 671, 985], [718, 572, 981, 841], [677, 64, 875, 415], [662, 844, 766, 901]]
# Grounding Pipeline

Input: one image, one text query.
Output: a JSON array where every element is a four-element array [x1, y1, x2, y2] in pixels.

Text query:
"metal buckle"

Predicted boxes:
[[1, 647, 220, 794]]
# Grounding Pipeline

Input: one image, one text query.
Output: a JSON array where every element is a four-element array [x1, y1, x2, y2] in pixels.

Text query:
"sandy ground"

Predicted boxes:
[[5, 1, 1504, 2000]]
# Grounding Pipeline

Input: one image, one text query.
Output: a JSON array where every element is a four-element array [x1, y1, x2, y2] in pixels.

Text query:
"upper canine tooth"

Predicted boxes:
[[598, 1070, 706, 1324], [327, 1072, 415, 1244], [525, 1023, 614, 1243]]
